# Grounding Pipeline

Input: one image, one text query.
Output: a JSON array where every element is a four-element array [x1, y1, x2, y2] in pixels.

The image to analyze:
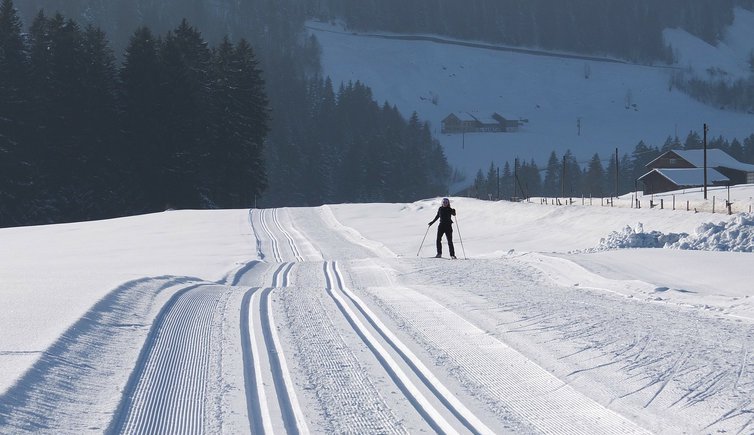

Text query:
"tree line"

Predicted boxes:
[[264, 78, 451, 206], [0, 1, 453, 227], [307, 0, 754, 63], [470, 131, 754, 200], [0, 2, 269, 226]]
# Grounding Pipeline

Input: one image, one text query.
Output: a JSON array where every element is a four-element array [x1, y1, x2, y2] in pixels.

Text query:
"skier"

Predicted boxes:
[[428, 197, 456, 259]]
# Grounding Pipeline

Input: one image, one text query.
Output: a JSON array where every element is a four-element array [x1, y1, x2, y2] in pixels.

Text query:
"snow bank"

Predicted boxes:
[[592, 213, 754, 252], [591, 223, 687, 250], [672, 212, 754, 251]]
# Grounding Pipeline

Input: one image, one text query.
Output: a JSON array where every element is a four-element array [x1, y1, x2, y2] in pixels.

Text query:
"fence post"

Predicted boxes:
[[660, 199, 664, 209], [672, 195, 675, 210], [712, 196, 716, 213], [687, 200, 690, 211]]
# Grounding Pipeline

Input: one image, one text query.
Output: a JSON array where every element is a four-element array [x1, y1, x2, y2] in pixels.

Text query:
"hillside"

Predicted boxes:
[[309, 9, 754, 187]]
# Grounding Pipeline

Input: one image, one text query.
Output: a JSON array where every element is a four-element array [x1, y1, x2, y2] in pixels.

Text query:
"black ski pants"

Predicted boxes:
[[436, 224, 455, 257]]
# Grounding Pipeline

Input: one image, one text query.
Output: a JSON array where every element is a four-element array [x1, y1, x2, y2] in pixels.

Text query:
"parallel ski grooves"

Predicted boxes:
[[261, 286, 300, 434], [242, 257, 307, 433], [113, 285, 223, 435], [240, 288, 264, 434], [272, 209, 304, 262], [323, 261, 482, 434], [258, 209, 282, 262], [248, 209, 264, 259]]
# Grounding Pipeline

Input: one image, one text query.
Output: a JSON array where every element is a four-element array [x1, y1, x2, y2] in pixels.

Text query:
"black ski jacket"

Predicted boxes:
[[429, 206, 456, 227]]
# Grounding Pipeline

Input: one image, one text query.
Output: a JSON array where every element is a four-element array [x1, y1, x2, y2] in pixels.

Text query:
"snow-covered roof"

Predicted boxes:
[[670, 149, 754, 172], [641, 168, 729, 187], [476, 117, 500, 125], [455, 112, 478, 122]]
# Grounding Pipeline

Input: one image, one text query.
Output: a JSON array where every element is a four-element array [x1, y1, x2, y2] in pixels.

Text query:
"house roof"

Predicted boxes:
[[638, 168, 729, 187], [476, 117, 499, 125], [455, 112, 479, 122], [648, 149, 754, 172]]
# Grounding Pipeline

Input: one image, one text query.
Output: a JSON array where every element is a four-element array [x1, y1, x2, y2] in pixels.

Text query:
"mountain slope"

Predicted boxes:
[[308, 12, 754, 183]]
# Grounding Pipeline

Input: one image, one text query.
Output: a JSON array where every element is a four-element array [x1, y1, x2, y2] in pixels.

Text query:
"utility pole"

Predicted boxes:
[[615, 147, 619, 197], [513, 158, 518, 199], [561, 155, 566, 198], [462, 124, 465, 150], [497, 166, 500, 200], [704, 123, 709, 200]]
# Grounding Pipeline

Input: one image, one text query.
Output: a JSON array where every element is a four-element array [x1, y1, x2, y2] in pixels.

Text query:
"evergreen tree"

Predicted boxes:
[[77, 24, 120, 217], [517, 159, 541, 198], [473, 169, 486, 199], [619, 153, 635, 194], [743, 134, 754, 163], [120, 26, 165, 212], [562, 150, 582, 197], [729, 138, 745, 161], [631, 140, 659, 183], [210, 37, 269, 208], [501, 161, 512, 200], [0, 0, 28, 225], [158, 19, 213, 208], [27, 12, 92, 222], [485, 161, 498, 199], [542, 151, 560, 197], [605, 153, 618, 197], [584, 153, 605, 197], [661, 135, 682, 152], [684, 130, 703, 149]]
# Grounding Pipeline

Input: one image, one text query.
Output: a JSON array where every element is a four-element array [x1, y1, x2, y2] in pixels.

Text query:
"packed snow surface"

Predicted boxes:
[[1, 186, 753, 434]]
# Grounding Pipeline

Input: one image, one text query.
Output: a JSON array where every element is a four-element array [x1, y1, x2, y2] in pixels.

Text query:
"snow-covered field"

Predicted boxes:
[[308, 8, 754, 183], [1, 187, 753, 433]]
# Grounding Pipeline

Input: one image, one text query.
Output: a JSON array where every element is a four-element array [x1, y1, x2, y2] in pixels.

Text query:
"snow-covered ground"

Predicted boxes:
[[1, 187, 753, 433], [308, 8, 754, 185]]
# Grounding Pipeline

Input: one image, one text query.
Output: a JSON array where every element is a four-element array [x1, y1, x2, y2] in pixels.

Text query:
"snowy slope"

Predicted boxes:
[[1, 189, 753, 433], [308, 9, 754, 185]]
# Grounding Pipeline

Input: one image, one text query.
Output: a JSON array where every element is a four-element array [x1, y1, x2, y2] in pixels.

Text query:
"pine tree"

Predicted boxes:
[[210, 37, 269, 208], [120, 26, 165, 212], [584, 153, 605, 197], [159, 19, 213, 208], [527, 159, 542, 197], [473, 169, 486, 199], [0, 0, 28, 226], [631, 140, 660, 182], [27, 13, 92, 222], [562, 150, 582, 197], [684, 131, 703, 150], [743, 134, 754, 164], [485, 161, 498, 199], [619, 153, 634, 194], [729, 138, 744, 162], [542, 151, 560, 197], [78, 24, 119, 217], [501, 161, 512, 200]]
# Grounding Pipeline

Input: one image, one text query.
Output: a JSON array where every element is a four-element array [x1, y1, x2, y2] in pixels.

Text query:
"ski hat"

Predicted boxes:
[[442, 197, 450, 205]]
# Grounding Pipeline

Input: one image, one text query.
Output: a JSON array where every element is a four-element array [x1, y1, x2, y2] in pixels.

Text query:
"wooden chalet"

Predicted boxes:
[[441, 112, 523, 134], [638, 149, 754, 194]]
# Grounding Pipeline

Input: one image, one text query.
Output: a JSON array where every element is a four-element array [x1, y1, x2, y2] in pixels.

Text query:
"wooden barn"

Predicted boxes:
[[441, 112, 523, 134], [638, 149, 754, 194]]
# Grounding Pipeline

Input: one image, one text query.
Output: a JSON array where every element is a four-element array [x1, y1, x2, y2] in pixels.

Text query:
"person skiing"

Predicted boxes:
[[428, 197, 456, 259]]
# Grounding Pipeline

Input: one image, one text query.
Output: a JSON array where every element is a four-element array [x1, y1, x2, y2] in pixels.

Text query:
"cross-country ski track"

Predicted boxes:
[[2, 205, 753, 434]]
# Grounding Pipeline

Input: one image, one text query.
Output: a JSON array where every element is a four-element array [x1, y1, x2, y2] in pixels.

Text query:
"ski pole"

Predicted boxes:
[[417, 224, 431, 256], [454, 218, 467, 259]]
